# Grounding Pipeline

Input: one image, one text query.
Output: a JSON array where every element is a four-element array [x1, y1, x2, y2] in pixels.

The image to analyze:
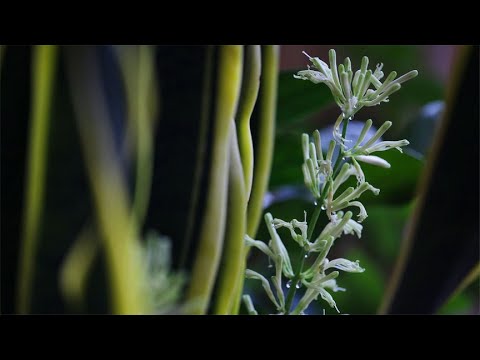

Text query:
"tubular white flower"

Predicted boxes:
[[313, 130, 324, 161], [348, 201, 369, 222], [329, 49, 342, 95], [326, 139, 336, 163], [351, 156, 366, 184], [364, 139, 410, 154], [339, 182, 380, 204], [308, 236, 335, 273], [343, 218, 363, 238], [332, 163, 357, 194], [292, 285, 319, 315], [294, 70, 329, 84], [324, 258, 365, 273], [391, 70, 419, 86], [333, 114, 346, 144], [245, 269, 281, 310], [292, 214, 308, 243], [309, 270, 339, 287], [360, 121, 392, 149], [273, 215, 309, 247], [315, 211, 353, 243], [265, 213, 294, 278], [331, 187, 355, 208], [355, 154, 391, 168], [271, 257, 286, 308], [352, 119, 373, 148], [373, 63, 384, 81], [302, 133, 310, 162], [319, 287, 339, 313], [369, 71, 397, 99], [242, 295, 258, 315], [302, 163, 313, 189], [323, 279, 346, 292], [309, 142, 318, 166], [244, 235, 275, 259]]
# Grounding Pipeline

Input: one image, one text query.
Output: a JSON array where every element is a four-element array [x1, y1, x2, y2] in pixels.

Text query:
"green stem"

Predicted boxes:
[[332, 116, 350, 177], [283, 248, 307, 314], [284, 115, 350, 315], [246, 45, 279, 237], [283, 195, 324, 314], [17, 45, 57, 313], [213, 123, 247, 314], [131, 45, 157, 228]]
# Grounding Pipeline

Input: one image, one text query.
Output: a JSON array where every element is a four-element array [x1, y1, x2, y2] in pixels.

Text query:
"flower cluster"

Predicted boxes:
[[243, 49, 417, 315], [294, 49, 418, 120], [244, 210, 365, 314]]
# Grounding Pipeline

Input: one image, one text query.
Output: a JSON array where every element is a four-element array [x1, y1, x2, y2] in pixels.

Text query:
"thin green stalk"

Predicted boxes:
[[229, 246, 249, 314], [115, 45, 158, 227], [283, 196, 324, 314], [236, 45, 261, 199], [213, 123, 247, 314], [186, 46, 244, 314], [283, 248, 308, 314], [16, 45, 57, 314], [246, 45, 279, 237], [131, 45, 157, 226]]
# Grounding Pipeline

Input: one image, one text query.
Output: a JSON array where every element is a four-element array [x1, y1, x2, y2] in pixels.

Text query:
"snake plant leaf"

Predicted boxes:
[[380, 45, 479, 314]]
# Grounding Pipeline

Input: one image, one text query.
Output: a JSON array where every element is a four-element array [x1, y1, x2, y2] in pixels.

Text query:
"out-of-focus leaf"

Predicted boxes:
[[381, 45, 479, 314], [364, 203, 414, 265], [437, 291, 476, 315], [276, 70, 333, 129], [437, 269, 479, 314], [1, 46, 33, 314], [402, 100, 445, 157]]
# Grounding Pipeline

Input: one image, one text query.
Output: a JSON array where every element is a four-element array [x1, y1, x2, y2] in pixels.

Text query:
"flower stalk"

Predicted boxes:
[[243, 49, 417, 314]]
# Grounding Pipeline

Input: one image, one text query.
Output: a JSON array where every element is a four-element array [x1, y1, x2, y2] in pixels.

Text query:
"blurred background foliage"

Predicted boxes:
[[1, 45, 478, 314]]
